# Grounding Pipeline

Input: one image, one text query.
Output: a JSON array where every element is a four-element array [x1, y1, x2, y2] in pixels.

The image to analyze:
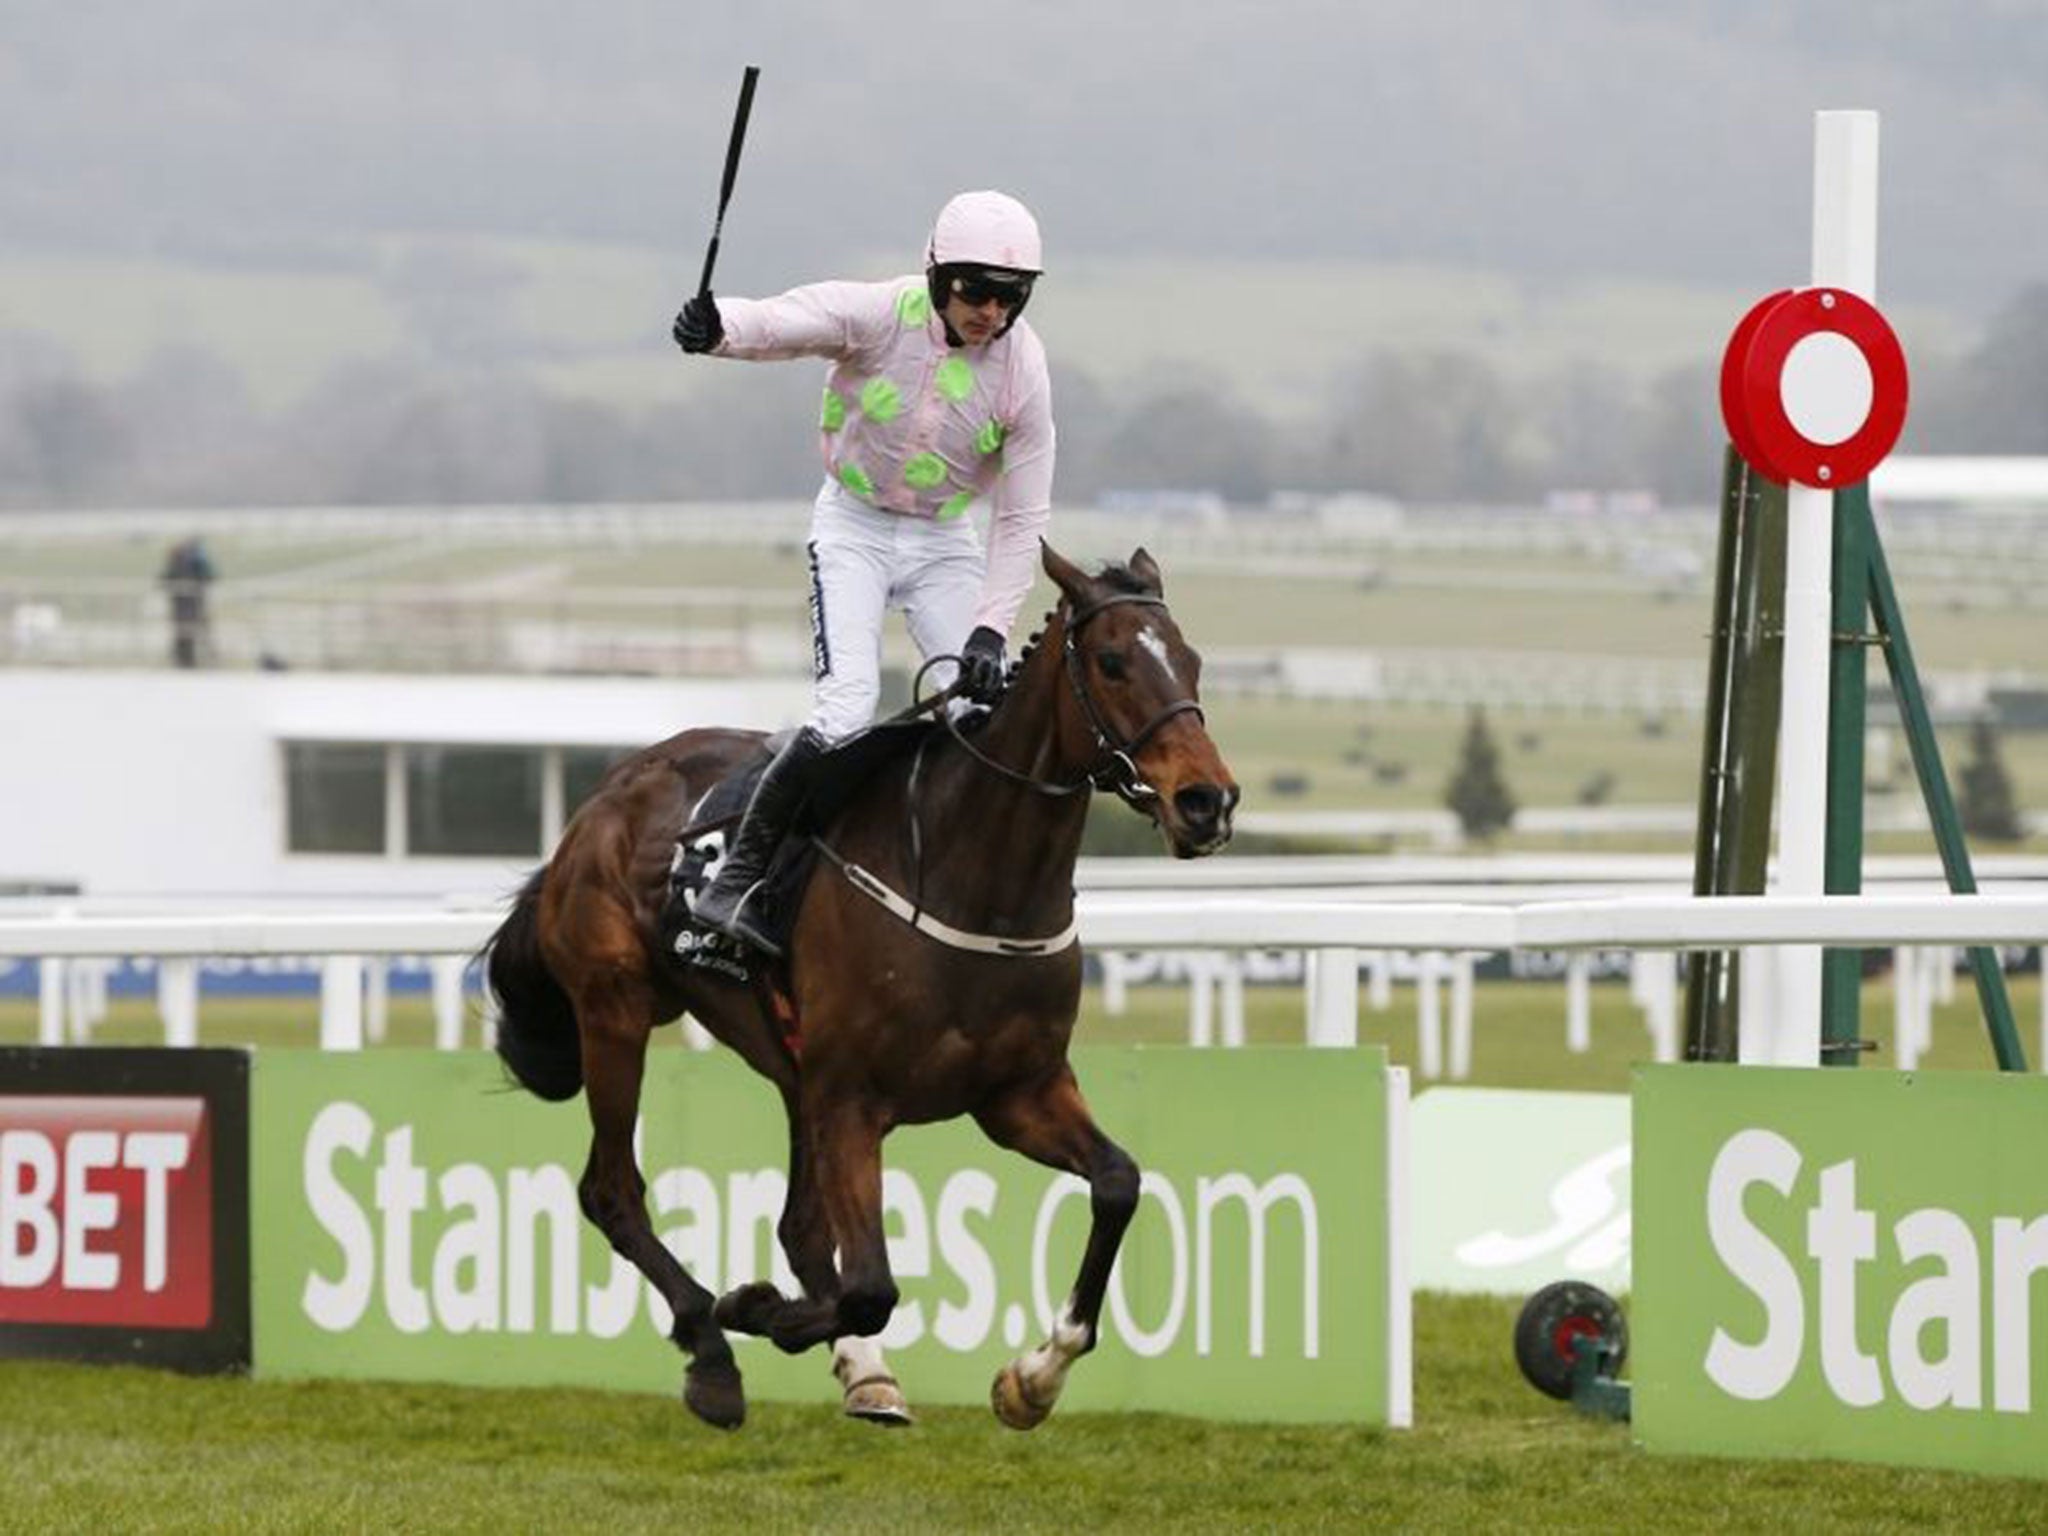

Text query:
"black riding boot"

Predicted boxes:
[[691, 727, 828, 958]]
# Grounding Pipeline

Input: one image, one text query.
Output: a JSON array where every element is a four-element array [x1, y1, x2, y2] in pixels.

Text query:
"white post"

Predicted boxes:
[[1738, 945, 1777, 1064], [157, 958, 200, 1048], [1448, 954, 1475, 1080], [1414, 951, 1443, 1080], [1641, 955, 1680, 1062], [1366, 951, 1392, 1012], [1915, 945, 1942, 1059], [1893, 944, 1920, 1069], [477, 983, 501, 1051], [365, 960, 390, 1045], [320, 956, 366, 1050], [1220, 954, 1246, 1048], [1383, 1065, 1413, 1430], [1305, 947, 1359, 1048], [37, 958, 64, 1046], [1767, 108, 1880, 1068], [1565, 952, 1592, 1053], [430, 955, 467, 1050], [1099, 952, 1131, 1015], [1187, 953, 1215, 1048], [68, 962, 107, 1044]]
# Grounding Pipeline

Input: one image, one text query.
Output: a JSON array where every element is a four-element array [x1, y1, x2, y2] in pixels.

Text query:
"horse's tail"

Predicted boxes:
[[484, 867, 583, 1102]]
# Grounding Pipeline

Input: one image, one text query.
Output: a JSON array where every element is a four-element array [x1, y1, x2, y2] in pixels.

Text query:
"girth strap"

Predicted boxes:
[[811, 838, 1078, 957]]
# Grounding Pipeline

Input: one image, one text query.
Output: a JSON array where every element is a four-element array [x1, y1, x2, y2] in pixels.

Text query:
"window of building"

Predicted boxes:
[[283, 740, 643, 860], [405, 745, 543, 857], [563, 746, 631, 817], [284, 743, 387, 854]]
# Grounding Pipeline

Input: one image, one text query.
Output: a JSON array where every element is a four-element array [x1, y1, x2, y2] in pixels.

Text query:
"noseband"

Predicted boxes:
[[939, 591, 1205, 807]]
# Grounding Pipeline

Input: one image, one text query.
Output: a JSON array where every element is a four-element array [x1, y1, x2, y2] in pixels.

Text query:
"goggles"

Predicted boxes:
[[948, 268, 1035, 310]]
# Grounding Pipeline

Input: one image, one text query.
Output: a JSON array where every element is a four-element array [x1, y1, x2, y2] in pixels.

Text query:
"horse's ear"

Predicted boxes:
[[1129, 547, 1163, 596], [1041, 540, 1093, 604]]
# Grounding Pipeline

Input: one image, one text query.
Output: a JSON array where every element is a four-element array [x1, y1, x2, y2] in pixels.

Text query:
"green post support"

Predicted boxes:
[[1821, 486, 1872, 1063], [1684, 448, 1786, 1062], [1856, 488, 2028, 1072]]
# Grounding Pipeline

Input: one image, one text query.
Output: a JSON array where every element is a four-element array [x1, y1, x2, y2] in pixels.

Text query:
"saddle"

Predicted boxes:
[[664, 715, 939, 981]]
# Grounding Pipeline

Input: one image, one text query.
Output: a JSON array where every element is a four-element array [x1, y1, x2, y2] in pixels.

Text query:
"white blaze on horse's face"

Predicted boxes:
[[1135, 625, 1179, 687]]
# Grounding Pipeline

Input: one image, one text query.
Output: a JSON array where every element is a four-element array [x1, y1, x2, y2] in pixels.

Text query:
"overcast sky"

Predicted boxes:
[[5, 1, 2047, 378]]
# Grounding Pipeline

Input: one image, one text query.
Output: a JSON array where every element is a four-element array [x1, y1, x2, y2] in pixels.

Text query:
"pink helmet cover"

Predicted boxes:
[[927, 190, 1043, 274]]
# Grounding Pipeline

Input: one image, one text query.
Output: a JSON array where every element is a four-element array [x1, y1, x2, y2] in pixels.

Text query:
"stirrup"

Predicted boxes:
[[700, 885, 783, 959]]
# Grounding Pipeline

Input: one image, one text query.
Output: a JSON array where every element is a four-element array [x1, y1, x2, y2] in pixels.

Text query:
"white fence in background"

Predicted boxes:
[[4, 892, 2046, 1077]]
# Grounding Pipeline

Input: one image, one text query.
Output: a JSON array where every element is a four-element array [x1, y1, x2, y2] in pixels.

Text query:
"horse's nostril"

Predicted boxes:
[[1175, 784, 1223, 826]]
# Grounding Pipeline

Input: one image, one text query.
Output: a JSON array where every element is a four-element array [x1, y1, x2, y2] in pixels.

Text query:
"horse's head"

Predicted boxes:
[[1041, 542, 1239, 858]]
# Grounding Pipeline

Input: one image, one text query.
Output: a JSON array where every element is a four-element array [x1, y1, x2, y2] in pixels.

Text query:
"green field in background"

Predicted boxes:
[[9, 518, 2047, 838], [4, 974, 2034, 1088]]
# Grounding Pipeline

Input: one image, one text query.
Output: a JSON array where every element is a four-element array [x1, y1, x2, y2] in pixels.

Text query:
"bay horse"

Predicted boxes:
[[484, 542, 1238, 1430]]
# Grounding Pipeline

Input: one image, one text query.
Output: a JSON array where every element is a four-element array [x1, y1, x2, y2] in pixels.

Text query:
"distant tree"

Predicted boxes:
[[1445, 706, 1517, 844], [1928, 284, 2048, 453], [1315, 350, 1533, 501], [1096, 378, 1274, 503], [1958, 718, 2025, 842], [5, 376, 131, 505]]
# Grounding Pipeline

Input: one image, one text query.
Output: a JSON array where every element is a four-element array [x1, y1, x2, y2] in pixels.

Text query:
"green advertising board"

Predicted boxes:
[[252, 1046, 1407, 1425], [1635, 1064, 2048, 1478]]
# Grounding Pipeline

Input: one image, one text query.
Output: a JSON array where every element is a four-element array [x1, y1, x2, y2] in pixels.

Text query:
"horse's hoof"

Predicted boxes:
[[713, 1280, 784, 1336], [683, 1358, 747, 1430], [842, 1373, 915, 1427], [990, 1362, 1053, 1431]]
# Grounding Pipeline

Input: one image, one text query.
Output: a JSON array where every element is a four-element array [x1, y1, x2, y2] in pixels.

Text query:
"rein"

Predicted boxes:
[[812, 588, 1204, 957], [932, 592, 1205, 808]]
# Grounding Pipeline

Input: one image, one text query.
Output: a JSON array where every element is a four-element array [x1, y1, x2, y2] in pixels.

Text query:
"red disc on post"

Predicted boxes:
[[1719, 287, 1909, 489], [1719, 289, 1795, 480]]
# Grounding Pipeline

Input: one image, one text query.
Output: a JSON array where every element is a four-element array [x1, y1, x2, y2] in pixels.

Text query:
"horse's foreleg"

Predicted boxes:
[[708, 1099, 908, 1420], [576, 999, 744, 1429], [755, 1100, 895, 1357], [975, 1068, 1139, 1430], [785, 1112, 912, 1425]]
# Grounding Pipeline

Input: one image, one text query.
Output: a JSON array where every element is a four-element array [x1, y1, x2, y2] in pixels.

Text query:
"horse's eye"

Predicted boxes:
[[1096, 649, 1127, 680]]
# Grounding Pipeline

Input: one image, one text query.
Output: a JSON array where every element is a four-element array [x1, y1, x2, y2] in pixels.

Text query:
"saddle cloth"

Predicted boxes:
[[665, 716, 939, 976]]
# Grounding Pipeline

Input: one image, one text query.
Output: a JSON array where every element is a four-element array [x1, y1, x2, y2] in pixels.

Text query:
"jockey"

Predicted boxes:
[[672, 189, 1057, 956]]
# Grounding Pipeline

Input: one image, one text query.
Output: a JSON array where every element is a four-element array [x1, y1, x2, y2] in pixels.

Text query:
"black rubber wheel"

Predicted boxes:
[[1514, 1280, 1628, 1401]]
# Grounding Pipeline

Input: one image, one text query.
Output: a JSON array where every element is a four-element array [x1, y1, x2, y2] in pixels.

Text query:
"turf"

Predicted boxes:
[[0, 1292, 2042, 1534]]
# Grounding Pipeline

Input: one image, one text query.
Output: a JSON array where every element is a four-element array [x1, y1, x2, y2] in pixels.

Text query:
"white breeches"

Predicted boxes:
[[805, 478, 984, 742]]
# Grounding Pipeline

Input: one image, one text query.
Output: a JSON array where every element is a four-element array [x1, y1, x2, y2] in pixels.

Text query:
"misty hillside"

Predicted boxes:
[[5, 2, 2047, 511]]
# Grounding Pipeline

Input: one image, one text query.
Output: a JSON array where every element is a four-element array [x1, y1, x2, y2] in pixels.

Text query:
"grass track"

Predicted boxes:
[[1, 1292, 2042, 1534]]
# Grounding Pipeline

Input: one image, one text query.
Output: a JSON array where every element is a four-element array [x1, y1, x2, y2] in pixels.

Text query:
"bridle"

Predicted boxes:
[[823, 588, 1207, 955], [933, 590, 1205, 809]]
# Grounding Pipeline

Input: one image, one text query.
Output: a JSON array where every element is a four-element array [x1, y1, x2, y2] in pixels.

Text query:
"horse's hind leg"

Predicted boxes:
[[576, 992, 744, 1429], [974, 1067, 1139, 1431]]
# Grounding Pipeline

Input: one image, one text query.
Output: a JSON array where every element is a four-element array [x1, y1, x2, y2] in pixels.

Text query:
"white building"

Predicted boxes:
[[0, 669, 813, 902]]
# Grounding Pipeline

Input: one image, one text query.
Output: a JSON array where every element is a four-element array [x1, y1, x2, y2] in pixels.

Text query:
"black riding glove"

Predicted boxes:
[[959, 625, 1007, 704], [672, 293, 725, 354]]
